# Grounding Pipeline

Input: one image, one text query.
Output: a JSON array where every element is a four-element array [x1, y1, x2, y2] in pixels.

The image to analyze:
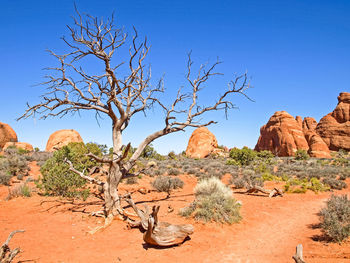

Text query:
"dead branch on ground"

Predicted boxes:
[[245, 186, 283, 198], [292, 244, 306, 263], [0, 230, 25, 263], [123, 194, 193, 246]]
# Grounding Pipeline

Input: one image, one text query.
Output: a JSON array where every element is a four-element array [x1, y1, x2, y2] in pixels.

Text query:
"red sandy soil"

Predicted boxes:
[[1, 162, 350, 263]]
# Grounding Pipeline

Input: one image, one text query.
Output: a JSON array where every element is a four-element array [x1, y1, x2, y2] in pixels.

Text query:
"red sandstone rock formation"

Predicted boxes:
[[0, 122, 18, 149], [185, 127, 218, 158], [3, 142, 34, 152], [304, 131, 331, 158], [45, 129, 83, 152], [316, 92, 350, 151], [255, 92, 349, 158], [254, 111, 309, 156], [302, 117, 317, 132]]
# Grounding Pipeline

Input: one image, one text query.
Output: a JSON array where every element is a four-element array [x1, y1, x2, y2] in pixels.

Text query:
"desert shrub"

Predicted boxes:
[[125, 177, 138, 184], [168, 151, 177, 159], [339, 168, 350, 180], [322, 178, 347, 190], [34, 147, 40, 152], [284, 177, 330, 193], [0, 171, 12, 186], [333, 150, 349, 166], [229, 147, 257, 166], [187, 168, 198, 175], [151, 176, 184, 195], [168, 168, 180, 176], [294, 149, 310, 160], [3, 152, 29, 177], [30, 151, 53, 166], [320, 195, 350, 242], [39, 142, 102, 199], [6, 182, 32, 200], [180, 177, 241, 224], [261, 172, 281, 181], [257, 150, 274, 160], [230, 177, 246, 189]]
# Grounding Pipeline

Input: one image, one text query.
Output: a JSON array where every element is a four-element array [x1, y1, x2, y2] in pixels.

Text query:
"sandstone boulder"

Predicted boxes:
[[3, 142, 34, 152], [316, 92, 350, 151], [46, 129, 83, 152], [185, 127, 218, 158], [254, 111, 309, 156], [0, 122, 18, 148]]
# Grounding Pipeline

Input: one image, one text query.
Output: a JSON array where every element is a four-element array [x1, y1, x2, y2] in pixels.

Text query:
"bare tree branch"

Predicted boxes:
[[19, 8, 251, 221], [65, 158, 104, 186]]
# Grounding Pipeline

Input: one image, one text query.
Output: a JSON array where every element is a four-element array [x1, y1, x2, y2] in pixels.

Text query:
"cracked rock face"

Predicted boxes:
[[186, 127, 218, 158], [46, 129, 83, 152], [0, 122, 18, 148]]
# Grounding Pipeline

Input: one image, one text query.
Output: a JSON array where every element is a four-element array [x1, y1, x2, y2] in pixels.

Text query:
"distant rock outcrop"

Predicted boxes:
[[255, 92, 350, 158], [3, 142, 34, 152], [46, 129, 83, 152], [0, 122, 18, 149], [254, 111, 309, 156], [316, 92, 350, 151], [185, 127, 218, 158]]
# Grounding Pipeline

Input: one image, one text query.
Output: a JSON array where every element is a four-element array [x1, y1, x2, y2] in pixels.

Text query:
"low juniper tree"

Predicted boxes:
[[19, 9, 251, 226]]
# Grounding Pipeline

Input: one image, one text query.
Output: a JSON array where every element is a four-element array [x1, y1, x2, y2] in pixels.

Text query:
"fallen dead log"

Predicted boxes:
[[143, 206, 194, 247], [245, 186, 283, 198], [0, 230, 25, 263], [292, 244, 306, 263], [123, 194, 194, 246]]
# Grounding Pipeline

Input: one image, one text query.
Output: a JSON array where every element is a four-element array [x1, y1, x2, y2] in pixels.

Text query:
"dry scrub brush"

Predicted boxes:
[[180, 177, 241, 224], [320, 194, 350, 243]]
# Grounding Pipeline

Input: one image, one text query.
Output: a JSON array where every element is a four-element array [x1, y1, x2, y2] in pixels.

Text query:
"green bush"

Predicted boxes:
[[39, 142, 102, 199], [284, 177, 330, 193], [151, 175, 184, 195], [294, 149, 310, 160], [168, 151, 177, 159], [229, 147, 257, 166], [320, 195, 350, 243], [180, 177, 241, 224], [257, 150, 274, 160]]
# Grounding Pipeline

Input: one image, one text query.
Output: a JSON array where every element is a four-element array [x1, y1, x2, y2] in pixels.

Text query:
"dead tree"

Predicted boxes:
[[19, 8, 251, 226], [0, 230, 25, 263], [292, 244, 306, 263]]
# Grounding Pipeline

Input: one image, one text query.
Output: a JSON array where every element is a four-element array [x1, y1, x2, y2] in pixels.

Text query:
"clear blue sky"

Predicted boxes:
[[1, 0, 349, 153]]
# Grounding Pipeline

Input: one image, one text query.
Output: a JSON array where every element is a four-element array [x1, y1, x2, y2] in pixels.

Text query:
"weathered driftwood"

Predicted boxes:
[[143, 206, 194, 246], [0, 230, 24, 263], [245, 186, 283, 198], [292, 244, 306, 263], [123, 195, 194, 246]]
